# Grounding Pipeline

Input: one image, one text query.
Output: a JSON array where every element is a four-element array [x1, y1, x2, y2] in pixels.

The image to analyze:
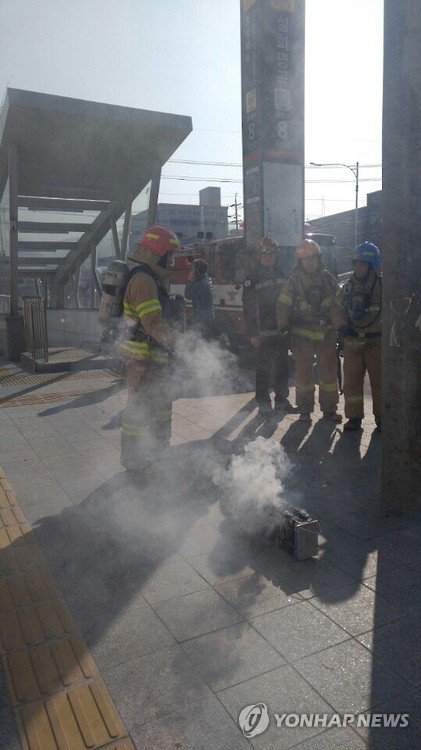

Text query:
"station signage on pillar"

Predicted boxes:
[[240, 0, 305, 252]]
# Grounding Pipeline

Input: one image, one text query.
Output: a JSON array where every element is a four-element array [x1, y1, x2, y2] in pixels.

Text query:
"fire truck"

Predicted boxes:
[[170, 231, 338, 351]]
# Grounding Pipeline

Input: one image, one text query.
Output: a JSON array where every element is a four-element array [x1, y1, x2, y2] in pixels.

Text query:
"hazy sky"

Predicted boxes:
[[0, 0, 383, 223]]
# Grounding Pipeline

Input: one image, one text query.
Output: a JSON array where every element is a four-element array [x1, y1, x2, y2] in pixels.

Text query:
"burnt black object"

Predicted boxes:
[[272, 508, 320, 561]]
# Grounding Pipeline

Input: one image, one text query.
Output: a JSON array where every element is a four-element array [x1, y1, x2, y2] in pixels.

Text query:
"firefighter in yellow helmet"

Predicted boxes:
[[242, 235, 295, 418], [119, 225, 182, 473], [332, 242, 382, 432], [276, 239, 342, 423]]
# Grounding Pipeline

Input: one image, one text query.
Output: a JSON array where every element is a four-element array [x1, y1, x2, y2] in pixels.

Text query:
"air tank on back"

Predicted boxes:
[[98, 259, 130, 327]]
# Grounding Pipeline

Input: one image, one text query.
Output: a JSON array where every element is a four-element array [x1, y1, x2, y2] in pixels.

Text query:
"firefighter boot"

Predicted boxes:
[[258, 403, 274, 419], [323, 411, 343, 423], [299, 413, 312, 423], [344, 418, 362, 431], [274, 398, 298, 415]]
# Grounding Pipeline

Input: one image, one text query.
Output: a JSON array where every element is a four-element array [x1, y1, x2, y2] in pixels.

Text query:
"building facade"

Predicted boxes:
[[130, 186, 229, 252], [308, 190, 383, 273]]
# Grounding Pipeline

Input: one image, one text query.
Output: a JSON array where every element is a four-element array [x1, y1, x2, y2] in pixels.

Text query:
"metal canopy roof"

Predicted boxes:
[[0, 88, 192, 307]]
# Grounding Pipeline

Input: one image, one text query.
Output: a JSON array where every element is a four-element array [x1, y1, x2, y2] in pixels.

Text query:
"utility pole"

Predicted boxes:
[[382, 1, 421, 511], [310, 162, 359, 248]]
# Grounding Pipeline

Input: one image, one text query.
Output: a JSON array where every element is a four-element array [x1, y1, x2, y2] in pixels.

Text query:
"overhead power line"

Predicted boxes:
[[167, 158, 382, 169]]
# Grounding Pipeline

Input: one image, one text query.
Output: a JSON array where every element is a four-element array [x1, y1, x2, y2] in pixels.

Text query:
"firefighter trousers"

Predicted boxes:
[[291, 329, 339, 414], [255, 337, 289, 406], [343, 338, 381, 419], [121, 361, 172, 472]]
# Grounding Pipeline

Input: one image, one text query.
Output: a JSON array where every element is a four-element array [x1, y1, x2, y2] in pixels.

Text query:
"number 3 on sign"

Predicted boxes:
[[249, 122, 255, 142]]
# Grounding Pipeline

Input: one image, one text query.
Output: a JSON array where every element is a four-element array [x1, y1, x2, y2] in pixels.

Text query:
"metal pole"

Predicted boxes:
[[310, 161, 359, 249]]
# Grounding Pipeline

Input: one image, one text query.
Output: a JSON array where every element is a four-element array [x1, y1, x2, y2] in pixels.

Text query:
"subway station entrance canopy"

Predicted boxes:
[[0, 88, 192, 311]]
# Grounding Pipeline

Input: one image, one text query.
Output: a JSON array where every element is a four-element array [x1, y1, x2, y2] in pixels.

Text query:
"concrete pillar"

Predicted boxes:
[[240, 0, 305, 258], [382, 0, 421, 510]]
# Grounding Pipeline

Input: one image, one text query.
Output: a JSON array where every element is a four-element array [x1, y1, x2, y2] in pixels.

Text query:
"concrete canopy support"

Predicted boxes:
[[382, 1, 421, 511], [8, 144, 19, 317]]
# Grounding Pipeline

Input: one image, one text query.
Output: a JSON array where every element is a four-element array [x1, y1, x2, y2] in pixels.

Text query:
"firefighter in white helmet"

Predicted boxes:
[[277, 239, 341, 423], [119, 225, 182, 473]]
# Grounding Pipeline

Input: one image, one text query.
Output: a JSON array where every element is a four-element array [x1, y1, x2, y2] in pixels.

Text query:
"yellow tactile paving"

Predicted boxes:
[[0, 469, 136, 750], [15, 680, 130, 750], [0, 368, 121, 387], [0, 386, 117, 408]]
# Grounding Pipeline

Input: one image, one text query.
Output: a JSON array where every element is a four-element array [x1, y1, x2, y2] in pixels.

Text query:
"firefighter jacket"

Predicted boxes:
[[277, 268, 339, 341], [331, 269, 382, 346], [184, 274, 215, 324], [242, 265, 287, 338], [119, 264, 180, 365]]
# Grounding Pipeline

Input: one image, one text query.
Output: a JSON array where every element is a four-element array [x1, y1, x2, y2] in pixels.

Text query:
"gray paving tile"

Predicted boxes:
[[103, 645, 212, 729], [153, 588, 244, 642], [363, 564, 421, 615], [0, 434, 31, 453], [4, 405, 38, 418], [309, 583, 402, 636], [46, 457, 97, 477], [0, 707, 22, 750], [331, 510, 420, 541], [290, 726, 367, 749], [12, 416, 59, 438], [85, 603, 176, 670], [0, 661, 11, 710], [354, 687, 421, 749], [140, 559, 210, 605], [176, 523, 227, 559], [376, 527, 421, 565], [54, 473, 105, 502], [5, 473, 68, 500], [133, 695, 251, 750], [250, 601, 350, 661], [189, 548, 258, 586], [30, 435, 74, 453], [294, 639, 409, 715], [219, 664, 333, 750], [18, 489, 73, 524], [253, 550, 357, 600], [36, 449, 87, 469], [0, 450, 44, 473], [215, 571, 302, 618], [356, 615, 421, 687], [182, 621, 285, 690]]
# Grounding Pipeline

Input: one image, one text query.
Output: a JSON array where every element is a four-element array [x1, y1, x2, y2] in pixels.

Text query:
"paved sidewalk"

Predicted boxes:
[[0, 361, 420, 750]]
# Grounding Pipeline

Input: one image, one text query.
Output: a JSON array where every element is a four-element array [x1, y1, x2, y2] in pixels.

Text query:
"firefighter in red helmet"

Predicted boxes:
[[277, 239, 341, 423], [119, 225, 182, 473]]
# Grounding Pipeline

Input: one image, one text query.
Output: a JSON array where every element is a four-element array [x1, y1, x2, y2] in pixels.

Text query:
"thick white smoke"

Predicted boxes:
[[212, 436, 293, 536], [173, 329, 247, 399]]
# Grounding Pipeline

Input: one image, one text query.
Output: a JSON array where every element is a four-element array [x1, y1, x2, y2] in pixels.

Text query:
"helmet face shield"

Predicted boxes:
[[138, 226, 180, 257], [296, 239, 321, 260], [257, 235, 279, 255], [352, 241, 381, 269]]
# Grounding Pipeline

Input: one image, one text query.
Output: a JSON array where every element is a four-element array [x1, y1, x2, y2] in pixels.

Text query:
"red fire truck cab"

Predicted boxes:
[[170, 232, 337, 351]]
